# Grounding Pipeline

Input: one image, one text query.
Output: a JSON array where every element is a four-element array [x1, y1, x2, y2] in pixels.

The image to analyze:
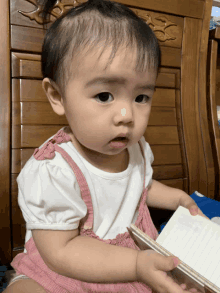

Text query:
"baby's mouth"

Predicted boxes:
[[109, 136, 129, 148], [111, 137, 128, 141]]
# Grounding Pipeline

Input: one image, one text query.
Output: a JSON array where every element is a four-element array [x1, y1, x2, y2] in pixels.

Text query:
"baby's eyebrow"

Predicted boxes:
[[85, 76, 155, 91]]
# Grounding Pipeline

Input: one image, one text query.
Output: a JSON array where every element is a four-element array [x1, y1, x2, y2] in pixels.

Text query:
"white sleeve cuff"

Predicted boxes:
[[26, 222, 79, 230]]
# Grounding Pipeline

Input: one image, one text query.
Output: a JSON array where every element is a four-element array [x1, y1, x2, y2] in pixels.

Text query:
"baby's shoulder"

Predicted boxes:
[[19, 142, 76, 181]]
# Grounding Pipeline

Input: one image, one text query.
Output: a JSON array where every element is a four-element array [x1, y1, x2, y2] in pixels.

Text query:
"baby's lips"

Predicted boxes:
[[111, 137, 128, 141]]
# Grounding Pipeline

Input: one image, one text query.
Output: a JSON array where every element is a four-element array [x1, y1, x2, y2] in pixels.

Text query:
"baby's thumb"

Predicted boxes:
[[156, 255, 180, 272]]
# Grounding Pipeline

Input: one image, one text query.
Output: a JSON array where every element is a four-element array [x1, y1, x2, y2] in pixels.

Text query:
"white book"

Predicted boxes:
[[127, 206, 220, 293]]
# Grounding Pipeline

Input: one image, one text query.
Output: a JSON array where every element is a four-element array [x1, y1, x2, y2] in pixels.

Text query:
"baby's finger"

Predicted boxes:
[[161, 273, 188, 293], [188, 289, 199, 293], [180, 284, 187, 290], [180, 284, 199, 292]]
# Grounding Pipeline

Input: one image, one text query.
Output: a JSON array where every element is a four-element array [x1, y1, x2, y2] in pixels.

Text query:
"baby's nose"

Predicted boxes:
[[117, 106, 134, 124]]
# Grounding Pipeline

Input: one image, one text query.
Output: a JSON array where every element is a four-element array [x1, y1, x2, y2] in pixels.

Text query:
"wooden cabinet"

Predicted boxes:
[[206, 27, 220, 201], [0, 0, 214, 265]]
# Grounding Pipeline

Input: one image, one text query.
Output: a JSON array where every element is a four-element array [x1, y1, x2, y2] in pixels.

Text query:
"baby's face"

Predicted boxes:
[[62, 46, 157, 161]]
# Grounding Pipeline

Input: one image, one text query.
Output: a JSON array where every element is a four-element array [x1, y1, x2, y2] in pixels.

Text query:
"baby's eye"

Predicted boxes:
[[94, 92, 114, 103], [135, 95, 151, 104], [94, 93, 150, 104]]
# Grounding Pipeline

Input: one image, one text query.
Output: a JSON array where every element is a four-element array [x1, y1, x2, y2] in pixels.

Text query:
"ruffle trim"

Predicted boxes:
[[33, 129, 71, 160]]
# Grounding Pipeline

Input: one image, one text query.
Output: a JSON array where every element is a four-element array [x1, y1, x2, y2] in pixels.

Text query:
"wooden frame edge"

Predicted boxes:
[[0, 0, 12, 265]]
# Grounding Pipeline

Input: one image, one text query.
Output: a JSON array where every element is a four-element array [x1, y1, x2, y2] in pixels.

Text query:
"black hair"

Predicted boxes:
[[41, 0, 161, 93]]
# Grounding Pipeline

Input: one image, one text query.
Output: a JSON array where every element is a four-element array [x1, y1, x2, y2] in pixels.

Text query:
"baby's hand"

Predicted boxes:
[[178, 194, 210, 221], [136, 250, 202, 293], [179, 283, 202, 293]]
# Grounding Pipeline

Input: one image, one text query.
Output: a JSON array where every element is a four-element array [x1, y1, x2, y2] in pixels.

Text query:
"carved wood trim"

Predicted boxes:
[[18, 1, 183, 47], [18, 0, 206, 25], [133, 9, 178, 43], [118, 0, 205, 19], [18, 0, 86, 24]]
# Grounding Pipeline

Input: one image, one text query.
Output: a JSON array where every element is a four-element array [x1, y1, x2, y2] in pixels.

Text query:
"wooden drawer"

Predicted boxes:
[[145, 126, 179, 145], [12, 79, 46, 102], [12, 53, 41, 78], [157, 178, 185, 190], [12, 102, 68, 125], [11, 25, 45, 53], [12, 125, 64, 148], [12, 149, 34, 174]]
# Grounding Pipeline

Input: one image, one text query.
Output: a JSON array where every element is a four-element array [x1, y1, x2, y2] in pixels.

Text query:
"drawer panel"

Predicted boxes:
[[153, 165, 184, 180], [12, 102, 68, 125], [158, 178, 186, 190], [151, 145, 182, 165], [12, 79, 47, 102], [12, 125, 64, 148], [145, 126, 180, 145], [12, 53, 41, 78], [152, 89, 176, 107], [149, 107, 177, 126], [11, 25, 45, 53], [12, 149, 34, 174]]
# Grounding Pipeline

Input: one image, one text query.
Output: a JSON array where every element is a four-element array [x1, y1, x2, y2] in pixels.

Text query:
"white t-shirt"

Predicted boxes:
[[17, 130, 154, 252]]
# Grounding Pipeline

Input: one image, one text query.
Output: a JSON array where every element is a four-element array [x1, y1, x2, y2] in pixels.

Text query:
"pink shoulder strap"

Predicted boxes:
[[33, 130, 147, 230]]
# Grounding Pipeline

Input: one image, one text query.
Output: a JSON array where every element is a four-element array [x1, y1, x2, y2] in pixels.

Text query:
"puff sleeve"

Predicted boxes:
[[145, 141, 154, 165], [17, 157, 87, 230], [140, 137, 154, 187]]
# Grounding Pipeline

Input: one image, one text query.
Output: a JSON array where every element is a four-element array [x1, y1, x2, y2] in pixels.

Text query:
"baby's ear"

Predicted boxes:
[[42, 78, 65, 116]]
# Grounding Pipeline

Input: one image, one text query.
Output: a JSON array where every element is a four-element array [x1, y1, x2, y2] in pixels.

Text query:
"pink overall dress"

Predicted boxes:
[[11, 129, 158, 293]]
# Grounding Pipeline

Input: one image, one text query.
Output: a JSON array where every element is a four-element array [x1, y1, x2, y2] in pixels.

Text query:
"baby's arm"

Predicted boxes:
[[32, 229, 194, 293], [146, 180, 208, 220], [146, 179, 189, 210], [32, 229, 137, 282]]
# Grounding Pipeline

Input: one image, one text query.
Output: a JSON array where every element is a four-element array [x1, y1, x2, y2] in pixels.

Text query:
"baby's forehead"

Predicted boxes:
[[69, 44, 154, 77], [67, 51, 157, 92]]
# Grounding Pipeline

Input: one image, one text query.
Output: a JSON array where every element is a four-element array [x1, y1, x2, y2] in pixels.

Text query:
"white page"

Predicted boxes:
[[156, 206, 220, 286]]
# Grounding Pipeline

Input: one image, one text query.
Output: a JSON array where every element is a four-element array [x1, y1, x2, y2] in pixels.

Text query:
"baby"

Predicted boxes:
[[6, 0, 209, 292]]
